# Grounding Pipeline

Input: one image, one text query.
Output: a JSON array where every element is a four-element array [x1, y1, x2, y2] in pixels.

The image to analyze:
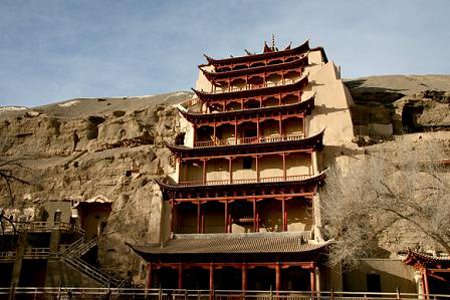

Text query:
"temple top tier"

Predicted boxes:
[[202, 40, 327, 68]]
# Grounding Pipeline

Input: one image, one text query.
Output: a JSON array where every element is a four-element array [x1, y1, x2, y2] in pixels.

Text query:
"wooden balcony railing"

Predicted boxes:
[[23, 248, 50, 259], [1, 221, 84, 234], [214, 78, 298, 94], [2, 287, 449, 299], [178, 174, 312, 187], [0, 248, 51, 261], [194, 133, 304, 148], [0, 251, 16, 260]]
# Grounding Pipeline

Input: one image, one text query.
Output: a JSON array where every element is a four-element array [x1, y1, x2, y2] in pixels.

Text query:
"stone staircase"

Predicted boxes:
[[60, 238, 126, 287]]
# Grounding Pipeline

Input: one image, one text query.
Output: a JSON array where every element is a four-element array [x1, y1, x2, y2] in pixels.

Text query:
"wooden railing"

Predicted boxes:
[[194, 133, 304, 148], [0, 248, 50, 260], [0, 251, 16, 261], [1, 221, 84, 234], [2, 287, 449, 299], [213, 78, 298, 94], [23, 248, 50, 259], [178, 174, 312, 187]]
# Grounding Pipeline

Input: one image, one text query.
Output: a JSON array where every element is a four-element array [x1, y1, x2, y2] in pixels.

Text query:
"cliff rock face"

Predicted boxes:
[[0, 92, 192, 280], [346, 75, 450, 142]]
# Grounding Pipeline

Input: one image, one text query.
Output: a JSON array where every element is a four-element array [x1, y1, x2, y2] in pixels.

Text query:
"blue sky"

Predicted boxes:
[[1, 0, 449, 107]]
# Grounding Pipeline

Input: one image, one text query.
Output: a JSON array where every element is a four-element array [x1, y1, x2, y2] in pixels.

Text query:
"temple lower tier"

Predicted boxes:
[[129, 233, 329, 292], [145, 261, 317, 291]]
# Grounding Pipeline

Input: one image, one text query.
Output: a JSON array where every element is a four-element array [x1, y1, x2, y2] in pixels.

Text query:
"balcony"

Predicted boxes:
[[1, 221, 85, 234], [215, 78, 298, 94], [178, 174, 311, 187], [194, 132, 304, 148]]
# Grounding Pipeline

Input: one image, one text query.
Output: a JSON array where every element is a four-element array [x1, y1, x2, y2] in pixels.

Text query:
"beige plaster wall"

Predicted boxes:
[[203, 202, 225, 233], [287, 200, 312, 232], [343, 259, 416, 293], [304, 55, 355, 147], [206, 159, 229, 181], [259, 155, 284, 178], [184, 162, 203, 182], [232, 158, 257, 180], [259, 200, 283, 232], [195, 66, 214, 93], [283, 118, 303, 135], [286, 153, 312, 176]]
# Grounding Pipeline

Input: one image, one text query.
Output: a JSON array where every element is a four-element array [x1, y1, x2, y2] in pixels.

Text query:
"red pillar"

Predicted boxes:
[[234, 118, 238, 145], [193, 125, 197, 146], [282, 153, 286, 180], [310, 269, 316, 295], [224, 200, 229, 233], [145, 263, 152, 291], [201, 203, 205, 234], [241, 263, 247, 291], [423, 270, 430, 300], [178, 264, 183, 290], [256, 116, 260, 142], [282, 197, 286, 232], [275, 263, 281, 292], [209, 263, 214, 293], [197, 201, 201, 233], [253, 198, 257, 232], [213, 120, 217, 142], [229, 158, 233, 184], [278, 114, 282, 136], [178, 158, 182, 182], [170, 200, 175, 234], [255, 156, 259, 182], [202, 159, 207, 185]]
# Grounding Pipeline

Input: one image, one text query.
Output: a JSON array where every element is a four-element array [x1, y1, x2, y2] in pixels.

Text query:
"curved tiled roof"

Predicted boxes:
[[179, 96, 315, 125], [155, 170, 326, 200], [165, 129, 324, 158], [203, 40, 310, 66], [128, 232, 330, 255], [200, 55, 308, 80], [403, 249, 450, 270], [192, 76, 308, 102]]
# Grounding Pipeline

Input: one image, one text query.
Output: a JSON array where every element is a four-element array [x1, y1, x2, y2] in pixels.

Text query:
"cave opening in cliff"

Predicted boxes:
[[402, 105, 424, 133], [74, 199, 112, 240]]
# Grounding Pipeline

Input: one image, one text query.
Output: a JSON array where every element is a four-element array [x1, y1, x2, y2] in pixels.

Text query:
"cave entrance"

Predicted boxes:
[[402, 105, 424, 133], [73, 196, 112, 240]]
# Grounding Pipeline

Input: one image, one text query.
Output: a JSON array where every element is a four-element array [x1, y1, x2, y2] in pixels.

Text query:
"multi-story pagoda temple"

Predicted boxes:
[[130, 39, 355, 292]]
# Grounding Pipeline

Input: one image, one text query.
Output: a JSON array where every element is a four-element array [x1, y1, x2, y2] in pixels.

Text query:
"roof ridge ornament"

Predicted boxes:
[[263, 41, 272, 53], [271, 34, 277, 51]]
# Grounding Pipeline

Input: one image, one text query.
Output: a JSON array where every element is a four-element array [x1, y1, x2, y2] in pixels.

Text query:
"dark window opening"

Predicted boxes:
[[244, 129, 257, 137], [366, 273, 381, 292], [243, 157, 253, 169]]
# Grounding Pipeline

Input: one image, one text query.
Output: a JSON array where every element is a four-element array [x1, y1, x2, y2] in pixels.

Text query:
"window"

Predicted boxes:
[[243, 157, 253, 169], [366, 273, 381, 292]]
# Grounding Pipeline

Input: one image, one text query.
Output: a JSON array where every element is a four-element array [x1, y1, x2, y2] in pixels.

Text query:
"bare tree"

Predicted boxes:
[[0, 158, 33, 207], [321, 136, 450, 269], [0, 157, 37, 235]]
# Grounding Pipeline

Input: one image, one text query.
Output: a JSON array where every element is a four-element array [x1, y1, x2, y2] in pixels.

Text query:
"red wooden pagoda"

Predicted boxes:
[[130, 40, 331, 293]]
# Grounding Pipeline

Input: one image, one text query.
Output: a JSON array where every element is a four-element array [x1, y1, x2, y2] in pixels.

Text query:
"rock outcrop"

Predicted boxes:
[[346, 75, 450, 143], [0, 92, 192, 282]]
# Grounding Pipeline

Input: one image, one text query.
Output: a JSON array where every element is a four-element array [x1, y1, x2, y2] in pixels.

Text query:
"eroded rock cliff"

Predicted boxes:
[[0, 92, 192, 281]]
